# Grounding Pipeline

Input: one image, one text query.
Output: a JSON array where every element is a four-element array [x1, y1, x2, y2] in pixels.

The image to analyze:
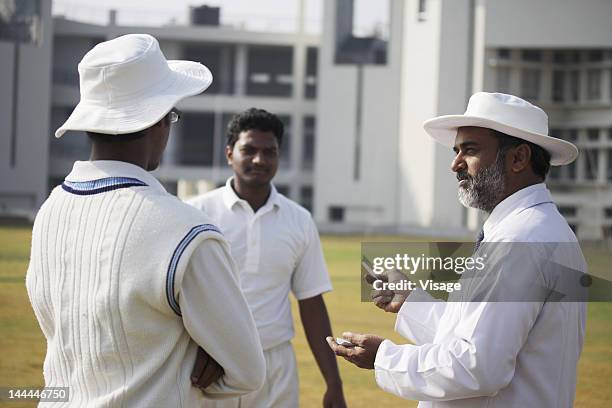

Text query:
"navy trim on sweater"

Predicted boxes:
[[166, 224, 223, 316], [62, 177, 148, 195]]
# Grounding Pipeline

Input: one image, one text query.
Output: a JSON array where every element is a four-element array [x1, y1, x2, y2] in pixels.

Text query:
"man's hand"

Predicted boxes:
[[326, 332, 385, 370], [191, 347, 224, 391], [323, 384, 347, 408], [366, 268, 411, 313]]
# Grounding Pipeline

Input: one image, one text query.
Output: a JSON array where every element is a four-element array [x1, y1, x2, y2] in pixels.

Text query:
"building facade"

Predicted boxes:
[[1, 0, 611, 241], [315, 0, 612, 240]]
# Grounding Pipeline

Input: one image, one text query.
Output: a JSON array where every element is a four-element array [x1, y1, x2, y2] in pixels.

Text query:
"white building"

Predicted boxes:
[[315, 0, 612, 240], [1, 0, 611, 241]]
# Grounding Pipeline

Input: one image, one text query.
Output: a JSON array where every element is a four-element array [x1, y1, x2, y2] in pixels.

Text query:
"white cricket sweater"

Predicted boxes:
[[26, 161, 265, 407]]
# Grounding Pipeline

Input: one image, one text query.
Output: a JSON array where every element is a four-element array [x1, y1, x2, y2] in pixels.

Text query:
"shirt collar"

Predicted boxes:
[[222, 177, 281, 212], [65, 160, 167, 193], [483, 183, 553, 239]]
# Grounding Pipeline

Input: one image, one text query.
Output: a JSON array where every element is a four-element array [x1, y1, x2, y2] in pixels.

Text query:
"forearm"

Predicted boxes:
[[299, 295, 343, 387]]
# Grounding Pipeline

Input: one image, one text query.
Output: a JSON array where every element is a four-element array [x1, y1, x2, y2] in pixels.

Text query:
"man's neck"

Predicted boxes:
[[231, 178, 271, 212]]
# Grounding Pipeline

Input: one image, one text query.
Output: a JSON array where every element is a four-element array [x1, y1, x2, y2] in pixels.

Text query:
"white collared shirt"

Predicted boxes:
[[187, 179, 333, 350], [374, 183, 587, 408]]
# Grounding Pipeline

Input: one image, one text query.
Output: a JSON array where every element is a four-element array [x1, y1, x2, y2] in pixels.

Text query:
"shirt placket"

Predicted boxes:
[[244, 207, 260, 273]]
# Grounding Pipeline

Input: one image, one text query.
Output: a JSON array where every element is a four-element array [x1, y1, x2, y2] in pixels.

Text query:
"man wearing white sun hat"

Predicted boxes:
[[328, 92, 587, 407], [26, 34, 265, 407]]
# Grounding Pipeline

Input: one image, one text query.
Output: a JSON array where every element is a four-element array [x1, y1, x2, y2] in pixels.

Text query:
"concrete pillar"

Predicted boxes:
[[234, 44, 247, 96]]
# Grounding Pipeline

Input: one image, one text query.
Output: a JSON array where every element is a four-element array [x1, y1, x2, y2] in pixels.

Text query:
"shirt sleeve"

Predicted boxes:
[[179, 239, 265, 398], [374, 245, 546, 401], [291, 216, 333, 300], [394, 289, 446, 345]]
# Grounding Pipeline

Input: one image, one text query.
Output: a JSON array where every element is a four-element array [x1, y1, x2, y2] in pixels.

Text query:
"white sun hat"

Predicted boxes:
[[423, 92, 578, 165], [55, 33, 213, 138]]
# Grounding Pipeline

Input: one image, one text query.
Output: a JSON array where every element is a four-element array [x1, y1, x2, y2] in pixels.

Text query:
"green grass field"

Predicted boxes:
[[1, 226, 611, 407]]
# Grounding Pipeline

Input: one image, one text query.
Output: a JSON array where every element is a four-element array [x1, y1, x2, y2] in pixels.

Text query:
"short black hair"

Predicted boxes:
[[492, 130, 551, 179], [86, 113, 171, 143], [226, 108, 284, 148]]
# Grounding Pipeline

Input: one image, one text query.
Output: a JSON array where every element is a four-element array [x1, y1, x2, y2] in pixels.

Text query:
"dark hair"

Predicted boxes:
[[87, 114, 171, 143], [492, 130, 551, 179], [226, 108, 284, 148]]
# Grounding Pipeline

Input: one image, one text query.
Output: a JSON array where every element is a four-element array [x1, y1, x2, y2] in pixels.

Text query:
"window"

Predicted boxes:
[[587, 128, 600, 141], [566, 129, 578, 142], [569, 70, 580, 102], [329, 206, 345, 222], [567, 160, 577, 181], [178, 112, 215, 166], [552, 70, 565, 102], [496, 67, 511, 93], [586, 69, 602, 100], [607, 149, 612, 181], [302, 116, 316, 171], [521, 69, 541, 100], [605, 207, 612, 218], [584, 149, 599, 181], [300, 186, 313, 213], [278, 115, 291, 169], [304, 47, 318, 99], [183, 45, 235, 95], [548, 166, 561, 181], [246, 46, 293, 97], [276, 185, 290, 197], [497, 49, 511, 60], [588, 50, 603, 62], [217, 112, 237, 166], [522, 50, 542, 62], [558, 206, 577, 217]]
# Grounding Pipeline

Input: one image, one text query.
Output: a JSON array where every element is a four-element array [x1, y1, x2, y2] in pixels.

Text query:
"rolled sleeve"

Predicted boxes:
[[395, 289, 445, 345], [179, 239, 266, 398]]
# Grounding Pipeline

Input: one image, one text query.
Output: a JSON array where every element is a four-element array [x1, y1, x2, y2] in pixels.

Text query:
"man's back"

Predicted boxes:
[[27, 161, 264, 407]]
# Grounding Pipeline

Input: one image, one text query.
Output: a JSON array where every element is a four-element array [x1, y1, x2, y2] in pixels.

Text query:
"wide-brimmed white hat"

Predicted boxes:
[[55, 33, 213, 138], [423, 92, 578, 165]]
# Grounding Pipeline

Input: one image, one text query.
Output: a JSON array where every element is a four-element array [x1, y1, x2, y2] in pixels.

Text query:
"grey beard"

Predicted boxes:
[[457, 151, 506, 213]]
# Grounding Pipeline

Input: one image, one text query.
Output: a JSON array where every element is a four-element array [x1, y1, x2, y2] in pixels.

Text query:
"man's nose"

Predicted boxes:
[[451, 153, 465, 173], [252, 151, 266, 165]]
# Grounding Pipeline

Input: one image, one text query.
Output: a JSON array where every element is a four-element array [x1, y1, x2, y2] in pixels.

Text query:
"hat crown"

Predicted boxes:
[[77, 34, 171, 104], [464, 92, 549, 136]]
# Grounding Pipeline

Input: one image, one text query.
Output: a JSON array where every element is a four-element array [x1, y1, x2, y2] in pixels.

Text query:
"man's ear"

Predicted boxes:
[[509, 144, 532, 173], [225, 145, 233, 165]]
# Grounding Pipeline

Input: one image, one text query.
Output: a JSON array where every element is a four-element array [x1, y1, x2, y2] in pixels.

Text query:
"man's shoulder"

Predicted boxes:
[[277, 193, 312, 223], [185, 187, 226, 211], [500, 201, 577, 243]]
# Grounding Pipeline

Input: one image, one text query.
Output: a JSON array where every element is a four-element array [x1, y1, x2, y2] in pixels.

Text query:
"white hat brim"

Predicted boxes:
[[423, 115, 579, 166], [55, 60, 213, 138]]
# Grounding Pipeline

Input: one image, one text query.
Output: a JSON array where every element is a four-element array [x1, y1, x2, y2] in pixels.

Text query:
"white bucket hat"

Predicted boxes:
[[423, 92, 578, 165], [55, 33, 213, 138]]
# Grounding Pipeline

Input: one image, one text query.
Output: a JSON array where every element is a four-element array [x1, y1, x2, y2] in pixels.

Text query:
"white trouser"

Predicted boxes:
[[203, 341, 299, 408]]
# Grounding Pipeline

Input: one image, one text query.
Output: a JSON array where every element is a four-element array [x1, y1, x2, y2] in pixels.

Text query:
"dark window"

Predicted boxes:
[[588, 50, 603, 62], [418, 0, 427, 13], [302, 116, 316, 171], [183, 44, 235, 95], [584, 149, 599, 181], [552, 70, 565, 102], [607, 149, 612, 181], [217, 112, 237, 165], [521, 68, 540, 100], [300, 186, 313, 213], [246, 46, 293, 97], [548, 166, 561, 181], [569, 70, 580, 102], [567, 160, 577, 180], [522, 50, 542, 62], [587, 128, 600, 141], [278, 115, 291, 169], [558, 206, 577, 217], [276, 184, 290, 197], [566, 129, 578, 142], [586, 69, 602, 100], [605, 207, 612, 218], [329, 206, 345, 222], [304, 47, 318, 99], [497, 49, 511, 59], [178, 112, 215, 166]]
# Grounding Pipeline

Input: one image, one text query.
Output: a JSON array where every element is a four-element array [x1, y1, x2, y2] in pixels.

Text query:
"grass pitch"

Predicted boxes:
[[1, 226, 610, 407]]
